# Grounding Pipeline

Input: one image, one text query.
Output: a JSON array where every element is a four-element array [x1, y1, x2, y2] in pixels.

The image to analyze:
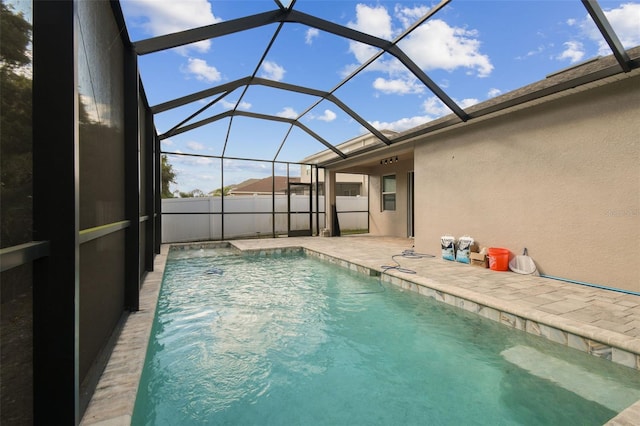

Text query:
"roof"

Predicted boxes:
[[319, 45, 640, 166], [391, 45, 640, 144], [229, 176, 300, 194]]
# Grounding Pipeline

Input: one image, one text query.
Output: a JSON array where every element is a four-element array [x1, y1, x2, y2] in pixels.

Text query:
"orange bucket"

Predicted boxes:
[[488, 248, 510, 271]]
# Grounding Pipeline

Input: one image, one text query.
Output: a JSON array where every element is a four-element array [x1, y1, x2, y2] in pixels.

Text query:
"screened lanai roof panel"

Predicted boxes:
[[222, 115, 296, 160], [301, 97, 364, 142], [331, 51, 443, 135], [407, 1, 601, 101], [153, 96, 235, 136], [222, 158, 275, 186], [120, 0, 640, 188], [238, 84, 324, 119], [155, 82, 318, 139], [120, 0, 275, 41], [160, 118, 230, 157], [257, 21, 368, 91], [136, 24, 283, 107], [272, 126, 342, 163], [163, 152, 222, 195]]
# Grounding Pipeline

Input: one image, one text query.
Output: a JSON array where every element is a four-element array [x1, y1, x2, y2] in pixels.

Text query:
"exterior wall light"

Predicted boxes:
[[380, 156, 398, 165]]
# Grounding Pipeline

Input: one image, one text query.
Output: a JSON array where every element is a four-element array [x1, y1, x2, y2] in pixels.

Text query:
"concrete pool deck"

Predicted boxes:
[[80, 235, 640, 426]]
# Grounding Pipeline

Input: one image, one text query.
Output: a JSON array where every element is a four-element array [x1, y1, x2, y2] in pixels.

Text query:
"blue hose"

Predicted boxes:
[[539, 274, 640, 297]]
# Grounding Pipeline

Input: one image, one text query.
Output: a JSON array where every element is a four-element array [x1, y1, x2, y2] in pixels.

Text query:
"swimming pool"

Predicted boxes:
[[132, 247, 640, 425]]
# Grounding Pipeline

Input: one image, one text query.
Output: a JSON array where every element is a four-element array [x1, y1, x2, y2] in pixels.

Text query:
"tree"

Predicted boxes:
[[178, 189, 205, 198], [209, 185, 234, 197], [0, 4, 34, 423], [0, 2, 32, 67], [1, 2, 33, 248], [161, 154, 176, 198]]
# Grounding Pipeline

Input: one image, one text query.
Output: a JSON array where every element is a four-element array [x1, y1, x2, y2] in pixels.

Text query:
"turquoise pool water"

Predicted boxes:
[[132, 248, 640, 425]]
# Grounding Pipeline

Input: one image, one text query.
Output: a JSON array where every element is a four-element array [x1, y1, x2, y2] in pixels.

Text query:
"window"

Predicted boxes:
[[382, 175, 396, 211]]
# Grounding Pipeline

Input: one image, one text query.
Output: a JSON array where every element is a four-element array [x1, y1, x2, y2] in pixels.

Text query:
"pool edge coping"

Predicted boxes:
[[80, 245, 169, 426]]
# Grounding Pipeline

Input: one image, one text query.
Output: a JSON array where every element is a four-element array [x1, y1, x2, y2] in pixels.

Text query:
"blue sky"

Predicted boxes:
[[119, 0, 640, 193]]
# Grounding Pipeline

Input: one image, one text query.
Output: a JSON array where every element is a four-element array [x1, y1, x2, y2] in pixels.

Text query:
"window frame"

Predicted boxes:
[[381, 174, 396, 211]]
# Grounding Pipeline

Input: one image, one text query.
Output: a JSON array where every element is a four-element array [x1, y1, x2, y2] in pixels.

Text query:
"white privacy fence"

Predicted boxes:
[[161, 195, 368, 243]]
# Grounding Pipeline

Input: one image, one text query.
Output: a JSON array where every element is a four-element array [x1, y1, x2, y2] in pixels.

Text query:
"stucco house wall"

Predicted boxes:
[[408, 74, 639, 292]]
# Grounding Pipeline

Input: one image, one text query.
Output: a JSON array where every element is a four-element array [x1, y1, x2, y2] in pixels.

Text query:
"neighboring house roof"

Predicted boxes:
[[232, 178, 260, 189], [229, 176, 301, 195]]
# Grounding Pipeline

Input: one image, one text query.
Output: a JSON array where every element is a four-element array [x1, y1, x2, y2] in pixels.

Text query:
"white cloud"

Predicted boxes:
[[219, 99, 234, 109], [316, 109, 337, 122], [487, 88, 502, 98], [603, 3, 640, 48], [373, 77, 424, 95], [170, 153, 214, 167], [349, 4, 394, 39], [423, 96, 478, 117], [305, 28, 319, 45], [517, 45, 546, 60], [422, 97, 449, 117], [238, 101, 252, 110], [339, 62, 361, 78], [566, 18, 577, 26], [220, 99, 252, 110], [260, 61, 286, 81], [344, 4, 493, 93], [394, 4, 431, 29], [396, 5, 494, 77], [196, 174, 217, 185], [195, 157, 215, 165], [347, 4, 394, 63], [594, 3, 640, 54], [276, 107, 298, 119], [161, 138, 174, 147], [121, 0, 220, 53], [369, 96, 479, 132], [187, 141, 204, 151], [557, 41, 585, 63], [571, 3, 640, 56], [369, 115, 431, 132], [459, 98, 480, 109], [398, 18, 493, 77], [182, 58, 221, 82]]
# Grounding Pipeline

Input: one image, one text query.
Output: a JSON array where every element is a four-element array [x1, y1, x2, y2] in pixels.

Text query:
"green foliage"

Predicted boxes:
[[178, 189, 205, 198], [161, 155, 177, 198], [0, 2, 32, 68], [1, 2, 32, 247], [209, 185, 234, 197]]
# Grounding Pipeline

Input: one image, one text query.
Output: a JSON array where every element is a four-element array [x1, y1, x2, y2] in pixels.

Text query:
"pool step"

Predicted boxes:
[[501, 345, 640, 412]]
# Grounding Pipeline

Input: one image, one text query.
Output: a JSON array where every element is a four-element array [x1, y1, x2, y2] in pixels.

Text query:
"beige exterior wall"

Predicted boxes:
[[407, 75, 639, 292]]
